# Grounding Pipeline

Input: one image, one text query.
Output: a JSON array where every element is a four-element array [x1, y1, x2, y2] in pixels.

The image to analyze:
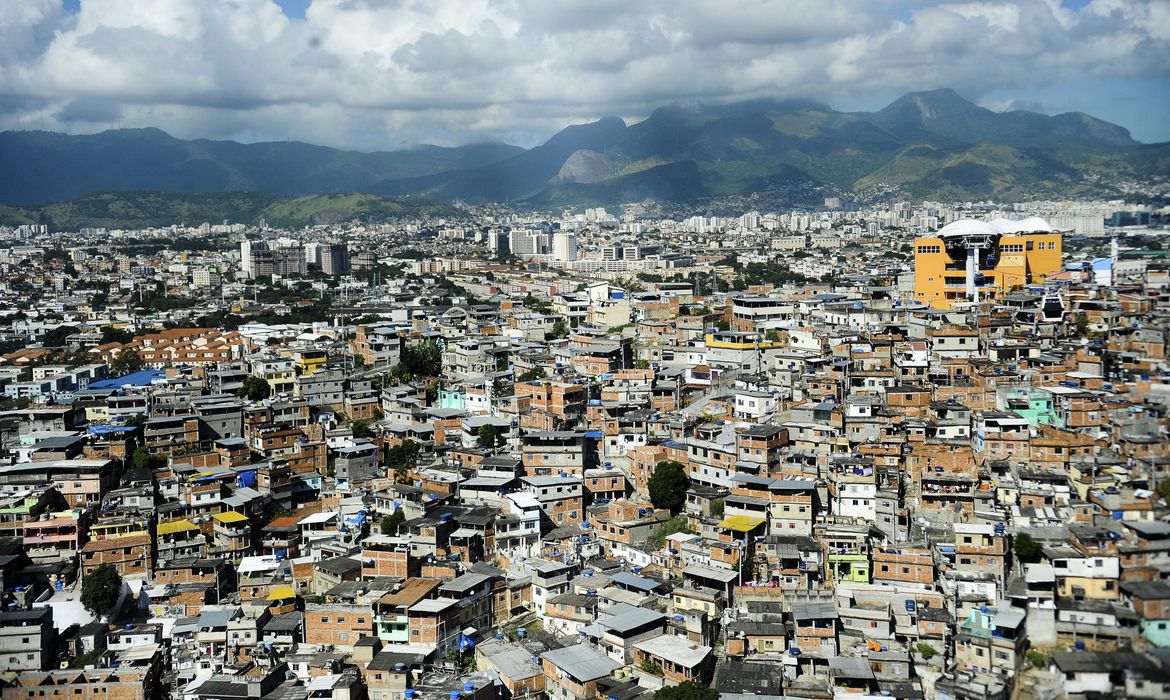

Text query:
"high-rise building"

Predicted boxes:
[[509, 229, 540, 256], [552, 232, 578, 262], [321, 243, 351, 275], [240, 238, 268, 278], [487, 229, 509, 253], [304, 242, 324, 268], [913, 218, 1063, 309]]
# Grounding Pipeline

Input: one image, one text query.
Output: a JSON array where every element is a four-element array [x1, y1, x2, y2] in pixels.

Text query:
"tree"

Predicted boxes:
[[517, 367, 544, 382], [385, 439, 422, 483], [1026, 649, 1047, 668], [1014, 532, 1043, 564], [477, 424, 505, 450], [635, 359, 651, 370], [640, 658, 664, 676], [42, 325, 79, 348], [238, 375, 271, 401], [648, 460, 690, 515], [131, 447, 166, 470], [652, 681, 716, 700], [108, 351, 145, 377], [549, 318, 569, 339], [647, 515, 694, 547], [393, 340, 443, 379], [81, 564, 122, 617], [915, 642, 937, 660], [380, 509, 405, 535], [1157, 479, 1170, 503], [1072, 314, 1090, 338], [100, 326, 135, 344], [350, 418, 375, 439]]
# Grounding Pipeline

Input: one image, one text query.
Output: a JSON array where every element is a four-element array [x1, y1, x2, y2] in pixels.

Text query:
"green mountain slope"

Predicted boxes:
[[495, 91, 1163, 205], [0, 128, 523, 205], [3, 90, 1166, 208], [0, 191, 461, 230]]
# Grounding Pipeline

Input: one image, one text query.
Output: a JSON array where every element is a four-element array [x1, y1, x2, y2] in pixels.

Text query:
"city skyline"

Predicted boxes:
[[2, 0, 1168, 151]]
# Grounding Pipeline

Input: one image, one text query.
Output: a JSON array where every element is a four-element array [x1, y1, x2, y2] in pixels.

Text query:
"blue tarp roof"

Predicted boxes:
[[88, 424, 135, 435], [89, 370, 165, 389]]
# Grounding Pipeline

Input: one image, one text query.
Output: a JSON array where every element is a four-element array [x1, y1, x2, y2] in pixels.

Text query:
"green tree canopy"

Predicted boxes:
[[350, 418, 375, 439], [1156, 479, 1170, 502], [391, 340, 443, 380], [108, 351, 145, 377], [653, 681, 716, 700], [81, 564, 122, 617], [647, 515, 694, 547], [42, 325, 79, 347], [131, 447, 166, 470], [477, 424, 505, 450], [516, 367, 544, 382], [386, 439, 422, 483], [238, 375, 271, 401], [1014, 532, 1043, 564], [100, 326, 135, 344], [648, 460, 690, 515], [380, 509, 405, 535]]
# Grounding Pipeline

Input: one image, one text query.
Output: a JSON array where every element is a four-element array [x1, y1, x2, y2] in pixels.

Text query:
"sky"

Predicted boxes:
[[3, 0, 1168, 151]]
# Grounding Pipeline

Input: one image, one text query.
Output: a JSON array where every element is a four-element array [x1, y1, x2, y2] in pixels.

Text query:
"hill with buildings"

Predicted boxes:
[[0, 191, 461, 230]]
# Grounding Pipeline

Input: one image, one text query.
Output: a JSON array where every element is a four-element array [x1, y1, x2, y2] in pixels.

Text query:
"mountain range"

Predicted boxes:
[[2, 89, 1167, 212]]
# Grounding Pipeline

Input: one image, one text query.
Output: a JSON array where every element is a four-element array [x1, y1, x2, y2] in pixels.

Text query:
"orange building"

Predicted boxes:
[[914, 218, 1062, 309]]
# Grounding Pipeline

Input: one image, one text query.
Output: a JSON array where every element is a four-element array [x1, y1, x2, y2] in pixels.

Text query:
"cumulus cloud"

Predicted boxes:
[[0, 0, 1166, 148]]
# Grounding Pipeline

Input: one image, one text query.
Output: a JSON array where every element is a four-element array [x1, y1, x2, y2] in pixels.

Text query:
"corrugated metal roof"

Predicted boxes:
[[719, 514, 766, 532]]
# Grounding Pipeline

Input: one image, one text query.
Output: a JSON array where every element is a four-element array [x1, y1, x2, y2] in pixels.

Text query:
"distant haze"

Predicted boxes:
[[1, 1, 1168, 149]]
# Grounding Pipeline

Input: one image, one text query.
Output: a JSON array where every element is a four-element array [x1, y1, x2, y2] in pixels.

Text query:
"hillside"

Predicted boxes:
[[0, 129, 523, 205], [3, 89, 1167, 208], [377, 90, 1166, 206], [0, 191, 462, 230]]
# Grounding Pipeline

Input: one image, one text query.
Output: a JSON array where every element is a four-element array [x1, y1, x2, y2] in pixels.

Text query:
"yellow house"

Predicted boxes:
[[672, 587, 722, 616], [293, 349, 328, 376], [89, 517, 150, 542], [1050, 547, 1120, 601], [914, 217, 1062, 309]]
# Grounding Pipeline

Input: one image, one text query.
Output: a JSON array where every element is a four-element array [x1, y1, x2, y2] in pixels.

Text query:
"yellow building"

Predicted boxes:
[[914, 217, 1063, 309], [292, 349, 328, 376]]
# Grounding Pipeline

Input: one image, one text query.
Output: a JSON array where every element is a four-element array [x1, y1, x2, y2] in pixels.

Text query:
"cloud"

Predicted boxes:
[[53, 96, 123, 123], [0, 0, 1166, 149]]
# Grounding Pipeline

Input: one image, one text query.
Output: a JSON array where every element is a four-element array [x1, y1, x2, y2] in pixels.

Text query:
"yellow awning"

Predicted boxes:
[[718, 515, 766, 532], [156, 519, 198, 535], [267, 585, 296, 601], [212, 511, 249, 524]]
